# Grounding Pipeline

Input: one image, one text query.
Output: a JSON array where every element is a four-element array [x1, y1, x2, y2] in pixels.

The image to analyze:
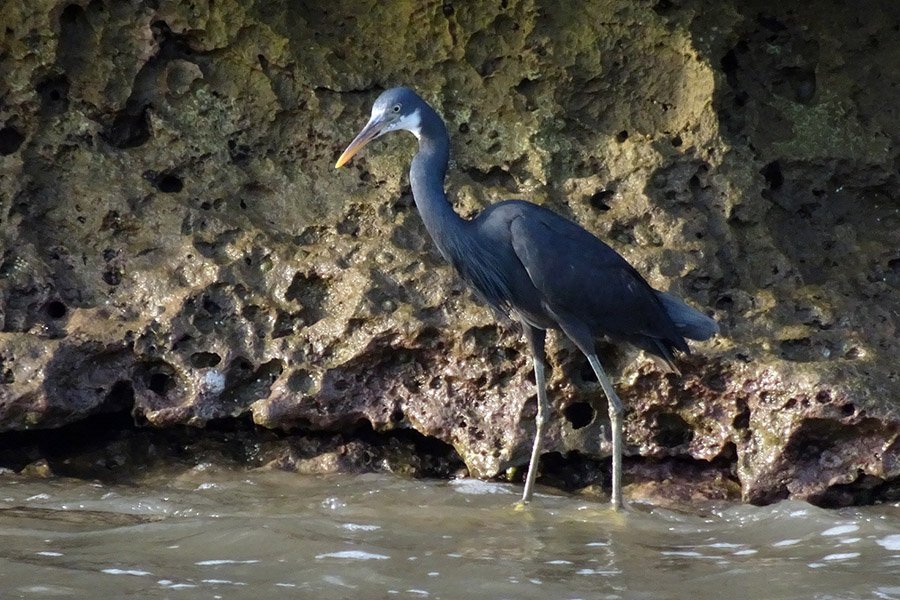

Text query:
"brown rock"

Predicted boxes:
[[0, 0, 897, 506]]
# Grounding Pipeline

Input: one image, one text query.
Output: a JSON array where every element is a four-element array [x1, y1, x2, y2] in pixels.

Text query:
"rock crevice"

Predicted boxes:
[[0, 0, 897, 506]]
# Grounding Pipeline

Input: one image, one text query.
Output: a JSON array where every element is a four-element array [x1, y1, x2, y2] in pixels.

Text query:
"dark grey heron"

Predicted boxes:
[[335, 87, 718, 509]]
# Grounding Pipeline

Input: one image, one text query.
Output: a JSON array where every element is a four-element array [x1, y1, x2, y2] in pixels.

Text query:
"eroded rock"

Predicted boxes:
[[0, 0, 897, 506]]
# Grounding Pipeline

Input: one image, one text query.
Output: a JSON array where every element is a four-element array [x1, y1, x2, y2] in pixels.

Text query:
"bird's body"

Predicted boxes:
[[336, 87, 718, 508], [453, 200, 693, 364]]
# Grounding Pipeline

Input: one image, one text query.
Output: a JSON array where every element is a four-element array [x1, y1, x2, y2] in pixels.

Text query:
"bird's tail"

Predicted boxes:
[[655, 290, 719, 341]]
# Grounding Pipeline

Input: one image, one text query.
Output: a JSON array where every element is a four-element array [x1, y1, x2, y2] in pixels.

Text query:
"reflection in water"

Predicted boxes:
[[0, 469, 898, 599]]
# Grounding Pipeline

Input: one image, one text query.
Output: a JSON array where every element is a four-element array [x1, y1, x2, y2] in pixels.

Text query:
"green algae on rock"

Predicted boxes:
[[0, 0, 897, 506]]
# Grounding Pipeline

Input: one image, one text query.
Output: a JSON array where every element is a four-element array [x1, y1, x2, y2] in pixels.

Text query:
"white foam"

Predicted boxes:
[[876, 534, 900, 551], [341, 523, 381, 532], [822, 552, 860, 561], [821, 524, 859, 536], [449, 479, 514, 495], [102, 568, 152, 576], [315, 550, 389, 561]]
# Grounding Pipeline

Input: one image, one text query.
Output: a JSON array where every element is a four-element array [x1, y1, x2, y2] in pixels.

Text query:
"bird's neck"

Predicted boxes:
[[408, 108, 467, 260]]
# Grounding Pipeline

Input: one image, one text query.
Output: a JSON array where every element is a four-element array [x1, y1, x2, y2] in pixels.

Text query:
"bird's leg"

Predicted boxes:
[[586, 354, 624, 510], [521, 356, 549, 503], [521, 326, 547, 504]]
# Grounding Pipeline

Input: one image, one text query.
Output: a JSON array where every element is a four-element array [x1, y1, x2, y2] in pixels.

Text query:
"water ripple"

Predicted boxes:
[[876, 534, 900, 552], [101, 568, 152, 576], [195, 559, 260, 566], [821, 524, 859, 536], [315, 550, 390, 560]]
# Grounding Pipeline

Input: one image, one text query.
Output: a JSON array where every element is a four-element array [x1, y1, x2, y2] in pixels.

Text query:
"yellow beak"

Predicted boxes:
[[335, 115, 387, 168]]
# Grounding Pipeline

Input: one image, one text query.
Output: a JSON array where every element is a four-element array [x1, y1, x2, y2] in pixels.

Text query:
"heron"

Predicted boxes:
[[335, 87, 718, 509]]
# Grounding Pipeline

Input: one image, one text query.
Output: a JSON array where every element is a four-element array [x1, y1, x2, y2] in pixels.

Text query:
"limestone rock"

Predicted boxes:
[[0, 0, 897, 505]]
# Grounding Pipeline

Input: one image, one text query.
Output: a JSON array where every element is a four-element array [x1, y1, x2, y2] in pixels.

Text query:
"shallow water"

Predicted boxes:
[[1, 469, 898, 600]]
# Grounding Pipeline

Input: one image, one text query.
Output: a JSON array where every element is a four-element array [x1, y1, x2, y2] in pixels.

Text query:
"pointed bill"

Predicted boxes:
[[335, 115, 387, 168]]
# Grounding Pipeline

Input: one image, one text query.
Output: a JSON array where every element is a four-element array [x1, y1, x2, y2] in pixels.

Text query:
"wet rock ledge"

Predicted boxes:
[[0, 1, 898, 507]]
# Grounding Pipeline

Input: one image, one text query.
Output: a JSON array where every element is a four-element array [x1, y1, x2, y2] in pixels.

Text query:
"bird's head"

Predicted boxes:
[[335, 87, 425, 168]]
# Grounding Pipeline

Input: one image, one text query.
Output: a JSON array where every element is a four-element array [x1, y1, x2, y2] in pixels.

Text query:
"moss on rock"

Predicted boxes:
[[0, 0, 897, 506]]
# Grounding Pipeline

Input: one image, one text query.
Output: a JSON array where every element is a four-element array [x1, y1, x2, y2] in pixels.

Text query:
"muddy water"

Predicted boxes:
[[1, 469, 898, 599]]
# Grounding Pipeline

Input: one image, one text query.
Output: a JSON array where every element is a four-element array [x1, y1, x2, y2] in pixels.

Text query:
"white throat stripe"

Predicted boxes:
[[396, 109, 422, 139]]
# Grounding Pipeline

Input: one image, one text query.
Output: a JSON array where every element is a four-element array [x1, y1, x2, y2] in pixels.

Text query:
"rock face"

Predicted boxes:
[[0, 0, 897, 506]]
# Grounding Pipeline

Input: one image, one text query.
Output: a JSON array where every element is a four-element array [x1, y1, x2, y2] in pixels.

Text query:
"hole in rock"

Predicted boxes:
[[888, 257, 900, 273], [104, 380, 135, 410], [0, 126, 25, 155], [653, 412, 694, 448], [148, 372, 174, 396], [589, 189, 614, 211], [102, 267, 122, 285], [190, 352, 221, 368], [104, 108, 151, 148], [46, 301, 67, 319], [287, 369, 314, 394], [844, 347, 862, 360], [563, 402, 594, 430], [760, 160, 784, 191], [59, 3, 84, 25], [155, 173, 183, 193], [720, 48, 739, 77], [653, 0, 676, 15], [715, 295, 733, 311], [578, 357, 594, 382], [202, 296, 223, 315], [36, 74, 70, 115]]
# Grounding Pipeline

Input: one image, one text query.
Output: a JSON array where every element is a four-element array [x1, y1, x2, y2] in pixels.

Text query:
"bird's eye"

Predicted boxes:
[[392, 104, 401, 113]]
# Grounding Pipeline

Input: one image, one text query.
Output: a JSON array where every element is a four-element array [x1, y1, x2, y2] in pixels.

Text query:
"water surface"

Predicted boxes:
[[1, 469, 898, 599]]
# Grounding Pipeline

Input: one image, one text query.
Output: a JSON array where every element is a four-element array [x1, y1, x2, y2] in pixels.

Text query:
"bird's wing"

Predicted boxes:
[[507, 205, 682, 345]]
